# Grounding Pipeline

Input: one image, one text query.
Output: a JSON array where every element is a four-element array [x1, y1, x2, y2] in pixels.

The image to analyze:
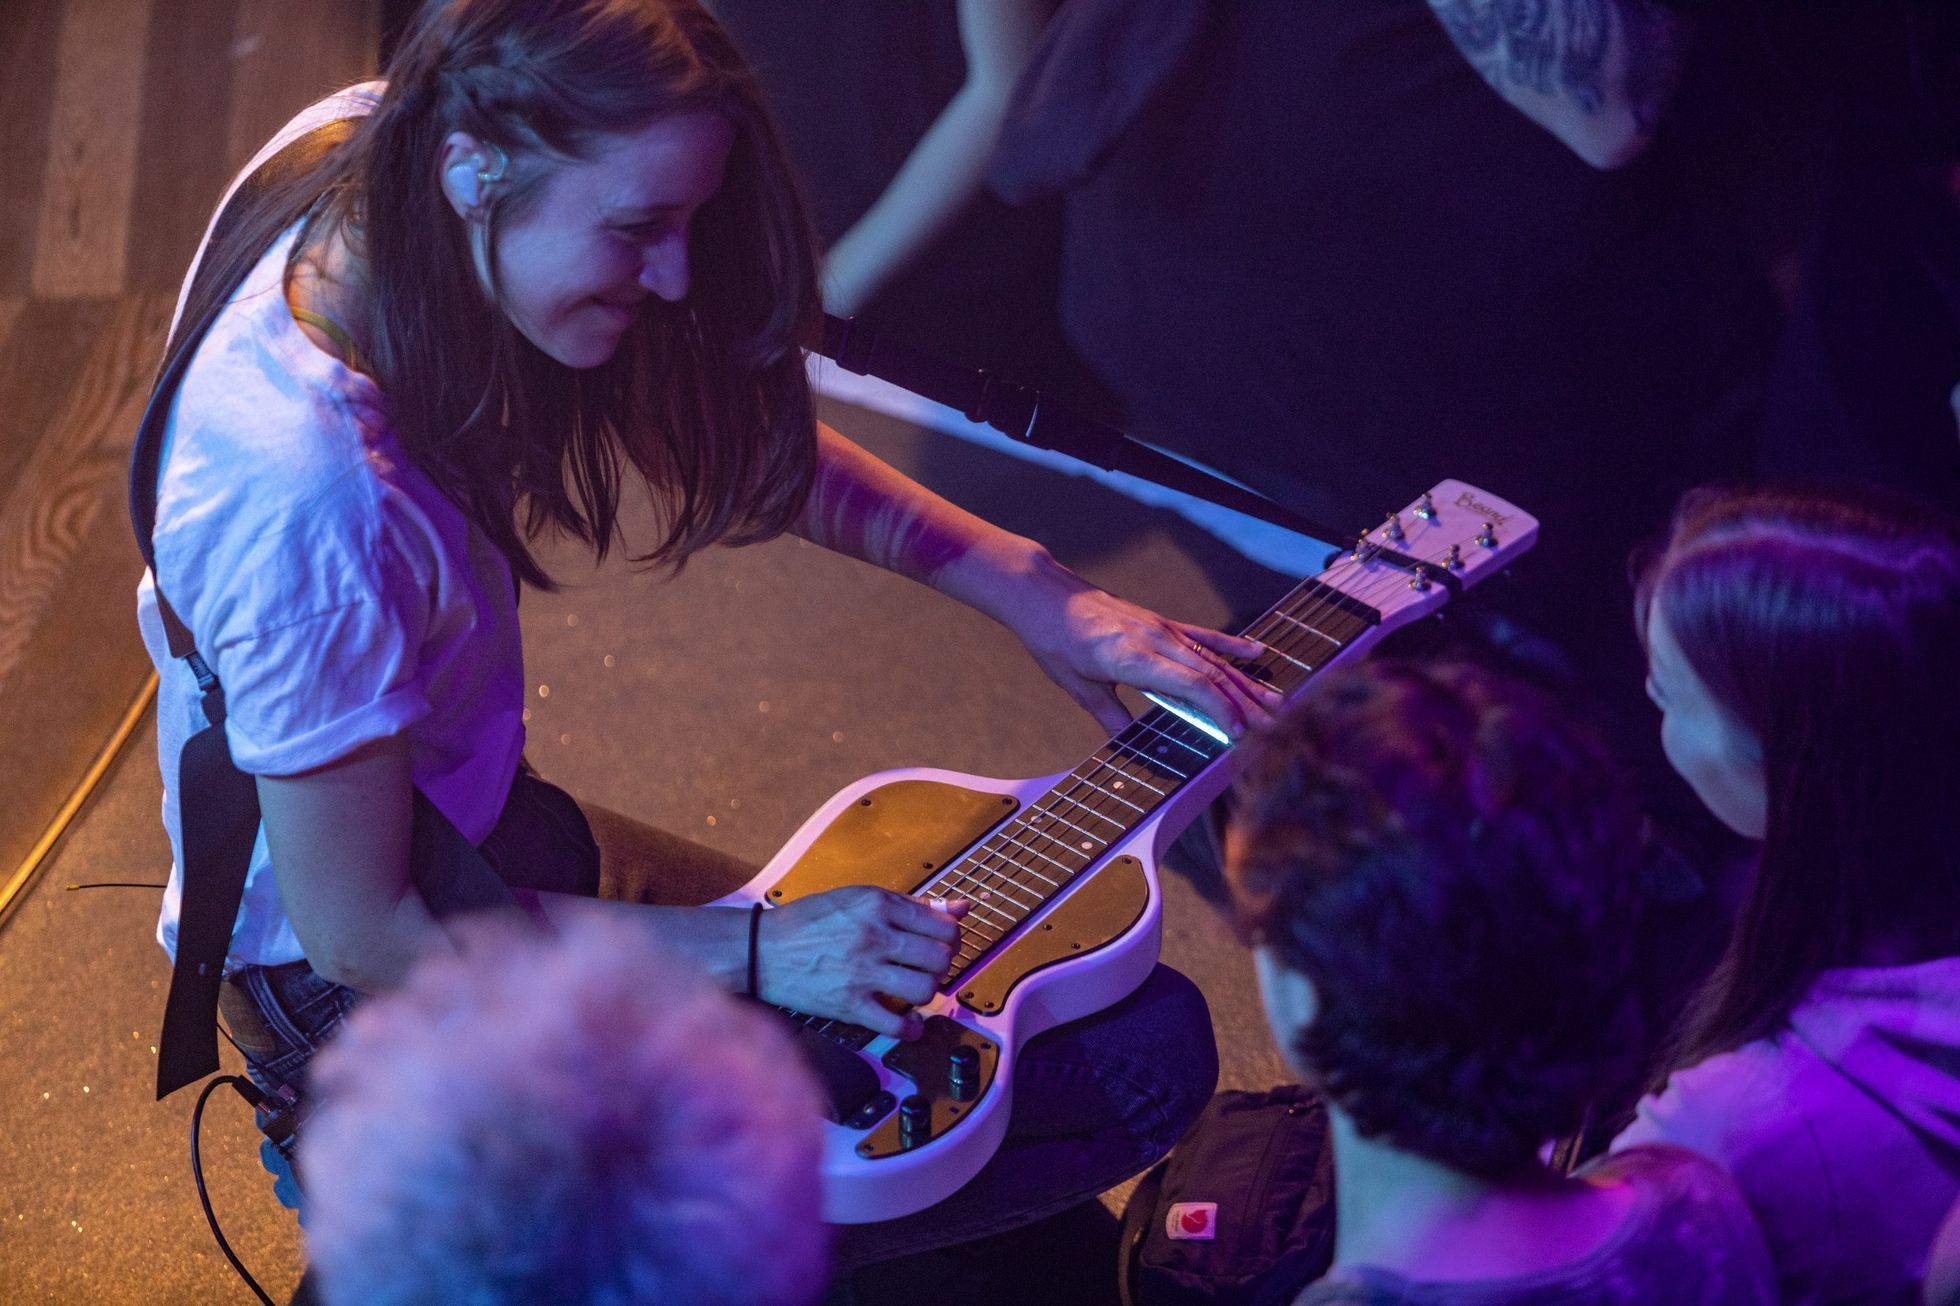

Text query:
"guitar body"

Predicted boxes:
[[711, 480, 1539, 1224], [710, 758, 1236, 1224]]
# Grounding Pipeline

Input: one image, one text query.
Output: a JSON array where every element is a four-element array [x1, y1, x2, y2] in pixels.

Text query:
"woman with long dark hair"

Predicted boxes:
[[141, 0, 1254, 1265], [1613, 483, 1960, 1301]]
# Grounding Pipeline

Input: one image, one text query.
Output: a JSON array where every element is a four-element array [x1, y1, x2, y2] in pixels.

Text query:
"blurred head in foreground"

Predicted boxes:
[[302, 913, 828, 1306]]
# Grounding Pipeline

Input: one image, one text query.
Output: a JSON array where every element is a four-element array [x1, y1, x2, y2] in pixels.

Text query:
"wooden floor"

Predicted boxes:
[[0, 0, 381, 909], [0, 4, 1293, 1301], [0, 1, 376, 1293]]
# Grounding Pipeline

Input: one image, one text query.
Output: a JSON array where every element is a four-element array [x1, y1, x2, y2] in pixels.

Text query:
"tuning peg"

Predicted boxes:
[[1445, 543, 1464, 571], [1414, 493, 1437, 521], [1408, 565, 1432, 592], [1476, 522, 1498, 549], [1381, 512, 1406, 543]]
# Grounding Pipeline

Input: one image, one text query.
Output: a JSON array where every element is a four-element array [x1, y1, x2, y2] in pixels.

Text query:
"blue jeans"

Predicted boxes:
[[222, 777, 1219, 1262], [225, 959, 1217, 1264]]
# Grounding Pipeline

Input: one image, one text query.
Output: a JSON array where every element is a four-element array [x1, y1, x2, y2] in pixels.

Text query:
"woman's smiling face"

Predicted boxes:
[[451, 109, 734, 369]]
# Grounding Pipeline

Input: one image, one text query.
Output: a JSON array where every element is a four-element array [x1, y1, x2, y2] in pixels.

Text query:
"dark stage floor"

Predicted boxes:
[[0, 393, 1298, 1301]]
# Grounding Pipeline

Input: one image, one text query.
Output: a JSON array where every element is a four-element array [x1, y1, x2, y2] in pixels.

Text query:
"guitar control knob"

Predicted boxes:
[[949, 1045, 980, 1101], [899, 1094, 932, 1148]]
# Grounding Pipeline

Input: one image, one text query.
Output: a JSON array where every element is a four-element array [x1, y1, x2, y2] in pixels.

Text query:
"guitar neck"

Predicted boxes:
[[925, 568, 1385, 982], [890, 478, 1538, 989]]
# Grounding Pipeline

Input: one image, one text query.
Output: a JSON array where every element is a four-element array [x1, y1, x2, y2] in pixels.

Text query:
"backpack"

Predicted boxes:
[[1119, 1085, 1336, 1306]]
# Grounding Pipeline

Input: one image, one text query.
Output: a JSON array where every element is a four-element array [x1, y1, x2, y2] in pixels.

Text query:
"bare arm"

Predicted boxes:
[[256, 737, 453, 993], [1425, 0, 1690, 169], [821, 0, 1052, 316], [793, 422, 1277, 735], [256, 733, 962, 1037]]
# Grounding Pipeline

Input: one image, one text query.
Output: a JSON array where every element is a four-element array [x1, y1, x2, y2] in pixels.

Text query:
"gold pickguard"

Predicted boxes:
[[763, 779, 1020, 903], [763, 778, 1152, 1015]]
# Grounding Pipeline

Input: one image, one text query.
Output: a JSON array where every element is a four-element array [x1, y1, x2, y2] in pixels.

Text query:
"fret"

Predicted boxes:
[[775, 1008, 878, 1050], [1254, 614, 1341, 666], [958, 858, 1050, 910], [1097, 741, 1181, 792], [936, 874, 1027, 925], [928, 878, 1014, 932], [1069, 765, 1162, 814], [997, 818, 1082, 865], [990, 827, 1088, 881], [1250, 642, 1313, 675], [1127, 716, 1211, 765], [1034, 793, 1131, 844], [1295, 617, 1349, 647], [1246, 638, 1334, 693], [978, 837, 1066, 890], [1111, 730, 1205, 781], [938, 904, 1009, 945], [985, 839, 1065, 890], [954, 899, 1018, 935], [1147, 712, 1229, 760], [1014, 811, 1107, 862], [1022, 803, 1110, 848], [1061, 769, 1148, 816], [1087, 743, 1184, 796], [1273, 578, 1380, 637]]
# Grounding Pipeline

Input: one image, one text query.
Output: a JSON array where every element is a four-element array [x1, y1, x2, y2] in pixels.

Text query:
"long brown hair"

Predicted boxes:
[[162, 0, 820, 589], [1637, 483, 1960, 1071]]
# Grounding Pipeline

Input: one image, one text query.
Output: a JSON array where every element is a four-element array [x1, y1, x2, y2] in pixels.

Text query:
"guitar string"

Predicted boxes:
[[920, 523, 1484, 947], [918, 521, 1492, 983], [774, 517, 1498, 1026], [788, 549, 1396, 1025]]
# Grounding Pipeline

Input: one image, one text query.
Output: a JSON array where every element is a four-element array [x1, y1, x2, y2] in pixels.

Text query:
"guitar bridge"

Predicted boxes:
[[854, 1016, 1000, 1159]]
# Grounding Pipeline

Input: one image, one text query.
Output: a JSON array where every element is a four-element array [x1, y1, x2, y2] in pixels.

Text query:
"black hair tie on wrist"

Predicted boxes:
[[746, 902, 764, 1000]]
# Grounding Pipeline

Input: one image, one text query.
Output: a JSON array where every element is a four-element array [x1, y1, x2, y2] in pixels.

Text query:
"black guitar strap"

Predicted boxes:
[[135, 120, 509, 1101]]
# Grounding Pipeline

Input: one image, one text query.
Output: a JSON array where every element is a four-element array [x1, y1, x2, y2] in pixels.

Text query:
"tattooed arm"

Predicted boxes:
[[1426, 0, 1690, 169], [793, 422, 1276, 735]]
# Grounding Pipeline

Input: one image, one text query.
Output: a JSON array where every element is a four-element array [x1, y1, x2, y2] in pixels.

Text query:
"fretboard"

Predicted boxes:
[[927, 574, 1380, 985]]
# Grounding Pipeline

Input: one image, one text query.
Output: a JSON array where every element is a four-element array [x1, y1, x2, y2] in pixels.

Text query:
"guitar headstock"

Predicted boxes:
[[1323, 479, 1539, 630]]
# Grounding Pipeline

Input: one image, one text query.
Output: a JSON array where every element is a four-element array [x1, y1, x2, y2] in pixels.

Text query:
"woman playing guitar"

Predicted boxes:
[[139, 0, 1271, 1267]]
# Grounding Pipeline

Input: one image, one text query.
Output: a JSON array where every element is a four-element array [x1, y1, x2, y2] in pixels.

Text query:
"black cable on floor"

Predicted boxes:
[[190, 1075, 277, 1306]]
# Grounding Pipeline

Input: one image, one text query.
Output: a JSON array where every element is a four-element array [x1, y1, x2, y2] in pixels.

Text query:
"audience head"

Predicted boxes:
[[301, 913, 828, 1306], [1227, 657, 1644, 1179], [1635, 482, 1960, 1063]]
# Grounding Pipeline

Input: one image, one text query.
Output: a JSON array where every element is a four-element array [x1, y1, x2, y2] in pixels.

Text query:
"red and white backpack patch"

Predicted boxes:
[[1165, 1201, 1218, 1241]]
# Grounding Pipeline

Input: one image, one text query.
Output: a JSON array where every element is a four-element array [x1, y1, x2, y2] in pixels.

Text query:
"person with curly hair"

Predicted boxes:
[[300, 912, 827, 1306], [1227, 658, 1774, 1303]]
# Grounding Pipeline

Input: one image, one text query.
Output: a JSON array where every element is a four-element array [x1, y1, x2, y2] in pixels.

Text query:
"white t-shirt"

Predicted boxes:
[[138, 85, 525, 968]]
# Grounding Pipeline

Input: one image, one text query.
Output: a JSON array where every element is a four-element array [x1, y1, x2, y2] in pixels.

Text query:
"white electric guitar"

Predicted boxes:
[[713, 480, 1538, 1223]]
